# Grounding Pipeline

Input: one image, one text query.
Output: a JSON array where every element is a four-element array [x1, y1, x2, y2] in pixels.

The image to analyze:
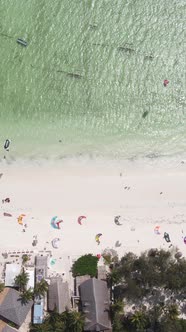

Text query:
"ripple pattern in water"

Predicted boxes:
[[0, 0, 185, 159]]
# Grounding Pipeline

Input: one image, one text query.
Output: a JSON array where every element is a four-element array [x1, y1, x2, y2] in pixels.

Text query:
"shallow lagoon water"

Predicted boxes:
[[0, 0, 185, 161]]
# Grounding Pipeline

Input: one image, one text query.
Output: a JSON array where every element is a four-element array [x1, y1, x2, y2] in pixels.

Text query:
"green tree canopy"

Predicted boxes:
[[112, 249, 186, 301], [72, 254, 98, 277], [29, 309, 84, 332], [19, 287, 33, 304], [34, 278, 48, 297], [15, 268, 29, 292]]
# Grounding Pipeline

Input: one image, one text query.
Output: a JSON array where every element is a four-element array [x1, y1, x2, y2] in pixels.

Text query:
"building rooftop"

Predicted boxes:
[[75, 275, 90, 297], [0, 288, 33, 327], [0, 322, 18, 332], [35, 256, 48, 281], [48, 277, 71, 313], [5, 264, 21, 287], [33, 300, 44, 324], [25, 267, 35, 290], [79, 278, 111, 331]]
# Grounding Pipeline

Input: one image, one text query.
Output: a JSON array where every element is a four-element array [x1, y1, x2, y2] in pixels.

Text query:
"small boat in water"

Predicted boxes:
[[16, 38, 28, 47]]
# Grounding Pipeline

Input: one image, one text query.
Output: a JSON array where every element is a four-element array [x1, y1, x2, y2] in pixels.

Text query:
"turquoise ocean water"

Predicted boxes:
[[0, 0, 185, 161]]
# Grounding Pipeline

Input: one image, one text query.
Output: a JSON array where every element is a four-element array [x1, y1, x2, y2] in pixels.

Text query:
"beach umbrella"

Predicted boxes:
[[114, 215, 123, 226], [164, 232, 171, 243], [51, 216, 63, 229], [184, 236, 186, 244], [154, 226, 161, 235], [95, 233, 102, 245], [17, 214, 26, 225], [52, 238, 60, 249], [77, 215, 86, 225]]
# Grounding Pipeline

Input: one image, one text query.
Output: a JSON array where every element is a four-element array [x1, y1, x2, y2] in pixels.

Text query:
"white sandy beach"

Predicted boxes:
[[0, 158, 186, 275]]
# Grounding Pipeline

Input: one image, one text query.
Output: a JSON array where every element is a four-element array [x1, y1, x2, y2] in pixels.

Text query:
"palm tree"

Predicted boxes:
[[67, 310, 85, 332], [165, 303, 180, 321], [19, 288, 33, 304], [0, 282, 5, 293], [45, 309, 65, 331], [22, 254, 30, 265], [15, 268, 29, 292], [130, 310, 148, 331], [34, 278, 48, 297], [107, 269, 122, 287], [29, 323, 51, 332], [112, 300, 124, 314]]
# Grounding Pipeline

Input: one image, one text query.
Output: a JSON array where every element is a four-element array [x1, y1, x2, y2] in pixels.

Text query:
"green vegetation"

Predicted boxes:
[[0, 282, 5, 293], [109, 249, 186, 331], [15, 271, 48, 304], [34, 278, 48, 297], [102, 248, 118, 266], [19, 288, 33, 304], [15, 268, 29, 292], [22, 254, 30, 265], [72, 254, 99, 277], [30, 309, 85, 332]]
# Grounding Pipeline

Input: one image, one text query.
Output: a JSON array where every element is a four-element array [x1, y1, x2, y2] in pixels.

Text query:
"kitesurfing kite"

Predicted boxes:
[[114, 215, 123, 226], [78, 215, 86, 225], [154, 226, 161, 235], [4, 139, 11, 151], [95, 233, 102, 245], [51, 216, 63, 229], [51, 238, 60, 249], [17, 214, 26, 225]]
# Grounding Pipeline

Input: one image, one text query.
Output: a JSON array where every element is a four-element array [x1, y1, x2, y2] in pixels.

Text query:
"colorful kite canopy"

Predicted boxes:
[[77, 215, 86, 225], [51, 216, 63, 229], [17, 214, 26, 225], [51, 238, 60, 249], [154, 226, 161, 235], [95, 233, 102, 245], [114, 215, 123, 226]]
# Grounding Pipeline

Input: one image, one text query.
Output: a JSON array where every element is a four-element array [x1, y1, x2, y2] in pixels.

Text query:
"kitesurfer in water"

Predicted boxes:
[[4, 139, 11, 151], [163, 79, 169, 87]]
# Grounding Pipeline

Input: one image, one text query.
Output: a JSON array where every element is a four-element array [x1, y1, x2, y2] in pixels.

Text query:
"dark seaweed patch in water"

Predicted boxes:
[[57, 70, 83, 79], [89, 24, 98, 30], [142, 111, 149, 118], [144, 54, 154, 60], [117, 46, 135, 53]]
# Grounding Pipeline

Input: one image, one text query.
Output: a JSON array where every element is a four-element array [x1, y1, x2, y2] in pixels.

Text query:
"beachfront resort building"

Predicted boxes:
[[0, 287, 33, 329], [33, 255, 48, 324], [48, 276, 71, 313], [5, 263, 35, 290], [79, 278, 112, 332]]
